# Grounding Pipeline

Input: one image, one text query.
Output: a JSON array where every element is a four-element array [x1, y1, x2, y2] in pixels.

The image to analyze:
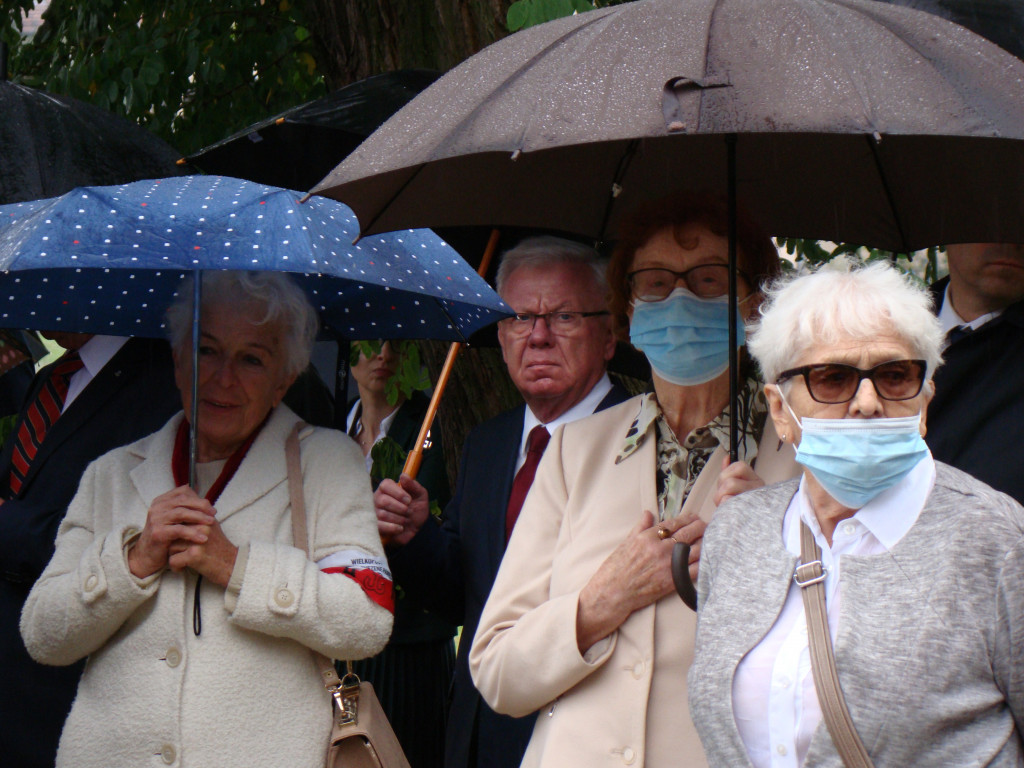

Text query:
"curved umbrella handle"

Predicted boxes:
[[671, 541, 697, 611]]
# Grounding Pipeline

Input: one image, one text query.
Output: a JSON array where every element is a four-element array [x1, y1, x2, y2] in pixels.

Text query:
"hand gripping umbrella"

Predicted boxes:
[[313, 0, 1024, 605], [0, 175, 509, 482]]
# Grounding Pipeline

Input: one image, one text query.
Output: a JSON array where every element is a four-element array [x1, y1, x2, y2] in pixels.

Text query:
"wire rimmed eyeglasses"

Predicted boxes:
[[627, 264, 752, 301], [776, 359, 927, 404], [501, 310, 610, 335]]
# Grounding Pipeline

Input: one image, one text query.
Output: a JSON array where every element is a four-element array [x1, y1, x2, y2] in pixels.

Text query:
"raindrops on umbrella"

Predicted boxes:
[[0, 176, 508, 341]]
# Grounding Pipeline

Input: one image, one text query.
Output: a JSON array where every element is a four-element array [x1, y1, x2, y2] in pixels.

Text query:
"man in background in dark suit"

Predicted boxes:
[[0, 332, 180, 768], [928, 242, 1024, 502], [375, 237, 632, 768]]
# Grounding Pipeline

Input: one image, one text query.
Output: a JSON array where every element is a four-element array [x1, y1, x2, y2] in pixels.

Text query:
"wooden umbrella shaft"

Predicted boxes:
[[400, 228, 502, 479], [401, 341, 462, 478]]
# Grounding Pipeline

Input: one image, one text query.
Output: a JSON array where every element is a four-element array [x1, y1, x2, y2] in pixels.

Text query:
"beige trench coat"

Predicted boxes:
[[470, 395, 797, 768]]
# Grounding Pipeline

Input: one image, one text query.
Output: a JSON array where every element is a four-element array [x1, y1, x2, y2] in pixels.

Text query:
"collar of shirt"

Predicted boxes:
[[938, 283, 1002, 336], [615, 377, 767, 465], [518, 373, 613, 472], [63, 335, 129, 412], [784, 451, 937, 594], [347, 398, 401, 474]]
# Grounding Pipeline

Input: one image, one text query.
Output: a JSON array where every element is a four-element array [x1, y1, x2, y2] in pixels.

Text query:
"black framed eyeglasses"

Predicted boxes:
[[627, 264, 752, 301], [502, 310, 610, 335], [776, 359, 927, 404]]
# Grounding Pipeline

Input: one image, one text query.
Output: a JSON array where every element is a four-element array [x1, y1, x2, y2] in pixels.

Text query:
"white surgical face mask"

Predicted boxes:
[[779, 389, 929, 509]]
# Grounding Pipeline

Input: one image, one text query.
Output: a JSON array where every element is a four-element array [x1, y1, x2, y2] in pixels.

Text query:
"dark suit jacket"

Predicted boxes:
[[0, 337, 180, 768], [390, 383, 632, 768], [928, 278, 1024, 503]]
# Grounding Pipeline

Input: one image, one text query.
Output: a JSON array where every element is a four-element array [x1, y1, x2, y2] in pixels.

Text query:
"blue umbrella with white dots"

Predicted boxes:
[[0, 175, 509, 340], [0, 175, 510, 482]]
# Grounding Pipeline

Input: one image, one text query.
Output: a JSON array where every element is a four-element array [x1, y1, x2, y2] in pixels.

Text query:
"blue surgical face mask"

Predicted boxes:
[[780, 391, 929, 509], [629, 286, 745, 386]]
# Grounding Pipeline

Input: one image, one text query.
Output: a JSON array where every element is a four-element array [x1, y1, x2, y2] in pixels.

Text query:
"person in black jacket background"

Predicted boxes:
[[346, 339, 455, 768], [928, 242, 1024, 503]]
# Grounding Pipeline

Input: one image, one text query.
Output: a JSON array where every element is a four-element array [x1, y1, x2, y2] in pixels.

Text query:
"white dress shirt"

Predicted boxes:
[[732, 453, 936, 768], [516, 372, 613, 473], [938, 283, 1001, 339], [63, 335, 128, 412]]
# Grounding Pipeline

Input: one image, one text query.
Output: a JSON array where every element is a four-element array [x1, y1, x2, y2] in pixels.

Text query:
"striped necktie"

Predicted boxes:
[[8, 353, 85, 496]]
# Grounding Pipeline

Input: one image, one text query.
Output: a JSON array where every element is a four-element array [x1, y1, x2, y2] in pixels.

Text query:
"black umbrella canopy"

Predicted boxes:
[[0, 76, 186, 205], [185, 69, 441, 192], [315, 0, 1024, 253]]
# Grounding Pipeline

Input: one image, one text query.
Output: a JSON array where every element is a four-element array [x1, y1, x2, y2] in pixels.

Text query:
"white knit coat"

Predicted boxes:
[[21, 405, 393, 768]]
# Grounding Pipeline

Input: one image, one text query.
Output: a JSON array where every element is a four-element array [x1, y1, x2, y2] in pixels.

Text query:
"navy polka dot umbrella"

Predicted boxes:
[[0, 175, 510, 341]]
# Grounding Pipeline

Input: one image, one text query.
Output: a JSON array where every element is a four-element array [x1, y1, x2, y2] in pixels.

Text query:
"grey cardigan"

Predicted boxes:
[[688, 462, 1024, 767]]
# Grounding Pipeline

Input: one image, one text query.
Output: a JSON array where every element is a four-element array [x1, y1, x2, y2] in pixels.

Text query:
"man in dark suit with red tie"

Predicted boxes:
[[0, 332, 180, 768], [375, 237, 632, 768]]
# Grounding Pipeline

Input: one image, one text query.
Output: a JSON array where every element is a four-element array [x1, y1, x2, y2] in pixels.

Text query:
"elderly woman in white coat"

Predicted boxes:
[[20, 271, 393, 768], [469, 193, 798, 768], [689, 261, 1024, 766]]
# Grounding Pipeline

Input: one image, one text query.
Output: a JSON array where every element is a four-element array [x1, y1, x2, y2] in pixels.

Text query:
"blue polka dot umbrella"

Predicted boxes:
[[0, 175, 510, 341]]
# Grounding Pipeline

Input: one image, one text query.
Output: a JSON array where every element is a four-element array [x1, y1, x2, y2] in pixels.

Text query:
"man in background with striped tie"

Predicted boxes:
[[0, 332, 179, 768], [928, 242, 1024, 503]]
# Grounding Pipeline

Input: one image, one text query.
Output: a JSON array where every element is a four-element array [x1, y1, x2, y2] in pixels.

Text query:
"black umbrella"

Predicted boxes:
[[0, 45, 187, 205], [184, 70, 441, 192]]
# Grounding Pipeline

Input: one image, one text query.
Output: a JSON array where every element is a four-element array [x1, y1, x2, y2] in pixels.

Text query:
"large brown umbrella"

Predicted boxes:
[[314, 0, 1024, 251], [313, 0, 1024, 602]]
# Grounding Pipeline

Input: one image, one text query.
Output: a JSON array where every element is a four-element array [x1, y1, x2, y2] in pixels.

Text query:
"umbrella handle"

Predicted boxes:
[[671, 541, 697, 611]]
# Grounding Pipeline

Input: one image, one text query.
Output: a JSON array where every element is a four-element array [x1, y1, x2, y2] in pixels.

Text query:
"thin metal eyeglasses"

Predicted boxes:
[[502, 310, 610, 335], [627, 264, 752, 301], [776, 359, 927, 404]]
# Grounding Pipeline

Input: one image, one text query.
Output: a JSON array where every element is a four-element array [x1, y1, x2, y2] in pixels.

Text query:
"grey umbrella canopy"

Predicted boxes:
[[315, 0, 1024, 253]]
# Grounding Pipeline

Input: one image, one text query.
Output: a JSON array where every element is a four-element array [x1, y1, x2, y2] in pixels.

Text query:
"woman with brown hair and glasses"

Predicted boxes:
[[468, 193, 798, 768], [689, 261, 1024, 766]]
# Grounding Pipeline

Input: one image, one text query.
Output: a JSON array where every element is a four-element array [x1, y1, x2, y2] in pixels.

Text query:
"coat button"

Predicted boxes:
[[275, 588, 294, 607], [622, 747, 636, 764], [160, 743, 176, 764], [165, 647, 181, 668], [84, 574, 98, 591], [631, 661, 644, 679]]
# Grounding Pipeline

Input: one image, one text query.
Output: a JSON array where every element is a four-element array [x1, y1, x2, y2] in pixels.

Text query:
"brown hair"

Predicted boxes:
[[607, 192, 781, 337]]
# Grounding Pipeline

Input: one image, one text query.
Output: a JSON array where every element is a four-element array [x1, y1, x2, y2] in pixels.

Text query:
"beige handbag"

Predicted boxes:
[[285, 425, 411, 768]]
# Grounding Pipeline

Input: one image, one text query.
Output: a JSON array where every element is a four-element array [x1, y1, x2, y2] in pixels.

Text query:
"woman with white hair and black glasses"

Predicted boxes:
[[689, 261, 1024, 766], [21, 271, 393, 768]]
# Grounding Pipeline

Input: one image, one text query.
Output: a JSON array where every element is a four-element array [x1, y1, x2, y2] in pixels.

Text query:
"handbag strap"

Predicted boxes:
[[796, 521, 875, 768], [285, 424, 346, 698]]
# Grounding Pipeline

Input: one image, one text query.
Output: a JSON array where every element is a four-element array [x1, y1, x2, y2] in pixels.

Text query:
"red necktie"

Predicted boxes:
[[505, 425, 550, 542], [9, 353, 84, 495]]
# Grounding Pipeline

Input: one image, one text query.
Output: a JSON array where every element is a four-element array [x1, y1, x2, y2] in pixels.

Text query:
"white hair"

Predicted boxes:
[[495, 236, 607, 299], [166, 271, 318, 378], [748, 259, 944, 384]]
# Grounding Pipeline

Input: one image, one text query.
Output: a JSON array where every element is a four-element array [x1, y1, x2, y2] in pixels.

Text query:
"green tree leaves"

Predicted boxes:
[[5, 0, 326, 155], [507, 0, 596, 31]]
